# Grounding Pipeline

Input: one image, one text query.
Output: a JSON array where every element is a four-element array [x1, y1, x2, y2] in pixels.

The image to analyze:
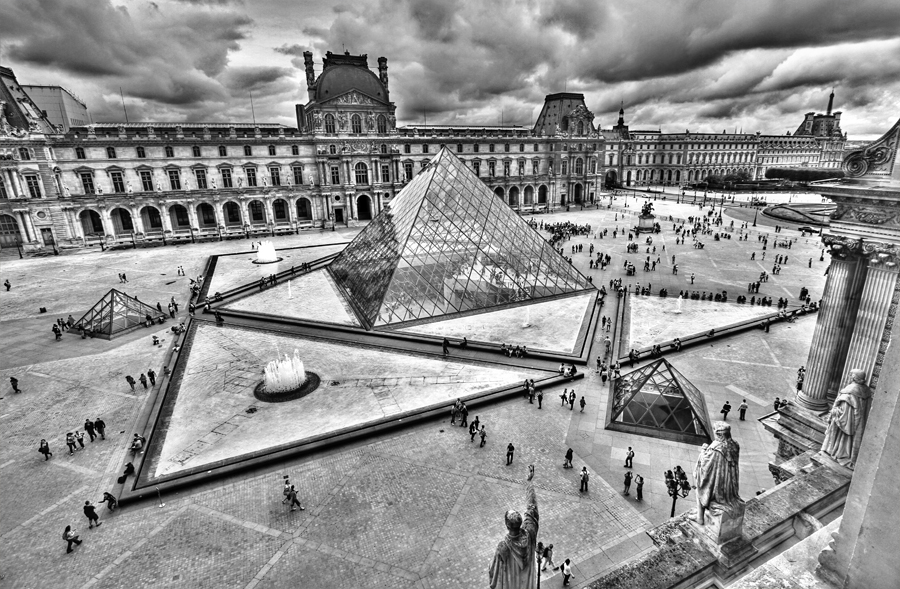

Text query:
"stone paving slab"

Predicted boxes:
[[396, 291, 594, 353]]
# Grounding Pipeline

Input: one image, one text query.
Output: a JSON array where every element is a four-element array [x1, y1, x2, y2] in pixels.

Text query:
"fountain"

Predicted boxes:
[[673, 297, 684, 314], [253, 240, 282, 264], [254, 349, 320, 402]]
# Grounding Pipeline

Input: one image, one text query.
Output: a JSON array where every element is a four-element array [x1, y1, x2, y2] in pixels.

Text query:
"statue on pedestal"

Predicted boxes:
[[489, 465, 538, 589], [693, 421, 740, 525], [821, 369, 872, 466]]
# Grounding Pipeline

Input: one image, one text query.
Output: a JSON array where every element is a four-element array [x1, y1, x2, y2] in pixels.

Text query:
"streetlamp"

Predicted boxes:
[[753, 206, 759, 227], [665, 467, 692, 517]]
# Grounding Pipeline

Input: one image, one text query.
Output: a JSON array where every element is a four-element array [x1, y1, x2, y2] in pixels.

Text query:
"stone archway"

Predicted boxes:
[[79, 209, 105, 235], [296, 197, 313, 221], [357, 194, 373, 220], [605, 170, 618, 188], [168, 204, 190, 229], [508, 186, 519, 208], [494, 186, 505, 200], [538, 185, 548, 204], [110, 207, 134, 235], [0, 214, 22, 247], [272, 198, 289, 224], [196, 203, 217, 228], [223, 201, 242, 227], [523, 185, 534, 206], [140, 206, 163, 231], [573, 183, 583, 204]]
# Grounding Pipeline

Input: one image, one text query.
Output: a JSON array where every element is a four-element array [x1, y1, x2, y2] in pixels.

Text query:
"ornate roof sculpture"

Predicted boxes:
[[606, 358, 713, 445], [75, 289, 166, 339], [328, 147, 594, 328]]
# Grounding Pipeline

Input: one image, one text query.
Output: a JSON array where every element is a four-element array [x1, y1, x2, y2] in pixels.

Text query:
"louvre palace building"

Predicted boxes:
[[0, 52, 846, 253]]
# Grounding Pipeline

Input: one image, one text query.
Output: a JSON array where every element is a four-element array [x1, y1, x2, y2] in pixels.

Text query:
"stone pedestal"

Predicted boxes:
[[635, 214, 656, 234], [688, 501, 755, 568], [797, 252, 867, 411]]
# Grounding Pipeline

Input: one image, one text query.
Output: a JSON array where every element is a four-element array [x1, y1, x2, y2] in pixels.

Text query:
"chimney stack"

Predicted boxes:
[[303, 51, 316, 101], [827, 89, 834, 116]]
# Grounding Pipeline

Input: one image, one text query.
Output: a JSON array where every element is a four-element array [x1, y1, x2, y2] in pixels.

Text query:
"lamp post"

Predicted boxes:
[[665, 467, 692, 518]]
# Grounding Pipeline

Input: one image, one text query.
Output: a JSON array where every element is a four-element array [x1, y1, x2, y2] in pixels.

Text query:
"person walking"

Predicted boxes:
[[720, 401, 732, 421], [560, 388, 568, 406], [3, 279, 10, 291], [65, 432, 77, 455], [568, 390, 576, 410], [138, 373, 148, 389], [635, 475, 644, 501], [479, 426, 487, 448], [286, 485, 305, 512], [623, 471, 633, 496], [39, 439, 52, 460], [84, 419, 96, 442], [94, 417, 106, 440], [83, 501, 102, 529], [561, 558, 574, 586], [625, 447, 634, 468], [738, 400, 749, 421], [442, 338, 450, 355], [125, 375, 135, 391], [147, 369, 156, 386], [579, 396, 586, 412], [75, 431, 85, 449], [459, 402, 469, 428], [469, 421, 478, 442], [63, 525, 82, 554], [580, 467, 590, 493], [9, 376, 19, 393], [564, 448, 573, 469], [506, 443, 515, 465]]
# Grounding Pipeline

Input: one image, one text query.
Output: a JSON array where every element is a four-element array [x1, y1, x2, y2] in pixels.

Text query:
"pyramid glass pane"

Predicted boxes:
[[328, 148, 594, 327], [607, 359, 713, 444], [75, 289, 165, 339]]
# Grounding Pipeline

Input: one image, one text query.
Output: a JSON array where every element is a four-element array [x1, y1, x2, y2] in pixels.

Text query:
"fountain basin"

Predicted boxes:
[[253, 240, 283, 264], [254, 372, 320, 402]]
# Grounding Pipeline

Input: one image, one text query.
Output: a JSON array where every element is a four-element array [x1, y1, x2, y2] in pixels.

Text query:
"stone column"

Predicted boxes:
[[131, 206, 145, 234], [99, 208, 115, 237], [797, 242, 868, 411], [840, 249, 900, 388], [160, 205, 173, 232], [187, 202, 199, 229]]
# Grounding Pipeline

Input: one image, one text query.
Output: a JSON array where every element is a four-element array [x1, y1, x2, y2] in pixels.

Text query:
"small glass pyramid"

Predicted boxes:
[[74, 288, 166, 339], [329, 147, 593, 328], [606, 358, 713, 444]]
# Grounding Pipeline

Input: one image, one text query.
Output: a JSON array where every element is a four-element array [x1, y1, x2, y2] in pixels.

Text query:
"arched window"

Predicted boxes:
[[404, 144, 411, 154], [192, 145, 201, 157], [218, 146, 227, 157], [268, 145, 276, 156], [354, 162, 369, 185], [577, 121, 584, 135], [575, 158, 584, 174], [377, 115, 387, 134], [76, 147, 86, 159], [165, 146, 174, 157], [351, 114, 362, 134], [329, 144, 337, 155], [106, 147, 116, 159], [291, 145, 299, 156], [243, 145, 252, 156], [456, 144, 463, 152], [324, 114, 335, 133], [380, 144, 387, 154], [19, 147, 31, 160]]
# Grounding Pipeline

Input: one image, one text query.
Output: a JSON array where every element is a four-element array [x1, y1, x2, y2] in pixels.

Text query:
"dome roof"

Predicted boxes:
[[316, 65, 387, 102]]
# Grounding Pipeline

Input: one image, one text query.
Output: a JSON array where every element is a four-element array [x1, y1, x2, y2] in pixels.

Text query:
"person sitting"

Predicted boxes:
[[152, 335, 160, 346], [460, 337, 468, 349], [123, 462, 135, 477], [129, 435, 144, 455], [559, 363, 566, 375]]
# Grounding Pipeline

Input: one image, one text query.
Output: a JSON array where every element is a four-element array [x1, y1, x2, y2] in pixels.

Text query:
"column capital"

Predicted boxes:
[[823, 234, 866, 260], [861, 241, 900, 269]]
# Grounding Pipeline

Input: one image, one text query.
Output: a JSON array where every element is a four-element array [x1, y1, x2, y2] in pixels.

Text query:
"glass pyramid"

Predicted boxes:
[[74, 288, 166, 339], [328, 147, 593, 328], [606, 358, 713, 445]]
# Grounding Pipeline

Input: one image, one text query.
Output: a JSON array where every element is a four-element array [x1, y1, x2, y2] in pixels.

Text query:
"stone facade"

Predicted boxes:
[[1, 53, 846, 254]]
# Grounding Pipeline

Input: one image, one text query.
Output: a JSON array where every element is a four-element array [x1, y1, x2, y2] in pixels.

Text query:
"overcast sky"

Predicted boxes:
[[2, 0, 899, 139]]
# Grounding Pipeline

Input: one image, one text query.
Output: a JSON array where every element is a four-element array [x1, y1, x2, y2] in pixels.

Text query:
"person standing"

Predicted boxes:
[[84, 419, 96, 442], [39, 439, 52, 460], [537, 390, 543, 409], [479, 426, 487, 448], [579, 396, 586, 412], [564, 448, 573, 469], [635, 475, 644, 501], [623, 471, 633, 496], [720, 401, 732, 420], [10, 376, 19, 393], [442, 337, 450, 355], [63, 525, 82, 554], [738, 400, 749, 421], [568, 390, 576, 410], [506, 443, 515, 465], [94, 417, 106, 440], [3, 279, 10, 291], [147, 369, 157, 386], [83, 501, 102, 529], [580, 467, 590, 493], [459, 402, 469, 428], [625, 447, 634, 468]]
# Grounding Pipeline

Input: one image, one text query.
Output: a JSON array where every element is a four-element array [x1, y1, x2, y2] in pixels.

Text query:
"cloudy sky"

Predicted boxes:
[[2, 0, 899, 139]]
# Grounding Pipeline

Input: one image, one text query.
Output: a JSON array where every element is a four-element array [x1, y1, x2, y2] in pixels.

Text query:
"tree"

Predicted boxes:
[[764, 167, 845, 182]]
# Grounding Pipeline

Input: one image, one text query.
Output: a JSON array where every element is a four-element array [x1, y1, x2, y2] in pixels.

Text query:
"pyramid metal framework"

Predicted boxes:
[[75, 289, 166, 339], [329, 147, 594, 328], [606, 358, 713, 445]]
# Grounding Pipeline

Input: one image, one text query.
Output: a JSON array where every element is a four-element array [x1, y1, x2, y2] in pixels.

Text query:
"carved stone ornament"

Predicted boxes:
[[862, 242, 900, 268], [850, 207, 899, 226], [822, 234, 864, 259], [333, 91, 376, 106], [843, 122, 899, 178]]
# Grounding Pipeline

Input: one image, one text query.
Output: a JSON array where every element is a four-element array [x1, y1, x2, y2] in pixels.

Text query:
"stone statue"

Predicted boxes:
[[821, 369, 871, 466], [388, 114, 396, 129], [211, 178, 217, 190], [337, 111, 348, 131], [489, 465, 538, 589], [641, 202, 654, 216], [367, 111, 376, 130], [126, 181, 133, 194], [63, 183, 71, 197], [693, 421, 740, 525], [313, 112, 323, 130]]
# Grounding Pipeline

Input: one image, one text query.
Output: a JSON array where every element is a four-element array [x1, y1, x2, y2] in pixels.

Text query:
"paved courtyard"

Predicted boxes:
[[0, 195, 827, 588]]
